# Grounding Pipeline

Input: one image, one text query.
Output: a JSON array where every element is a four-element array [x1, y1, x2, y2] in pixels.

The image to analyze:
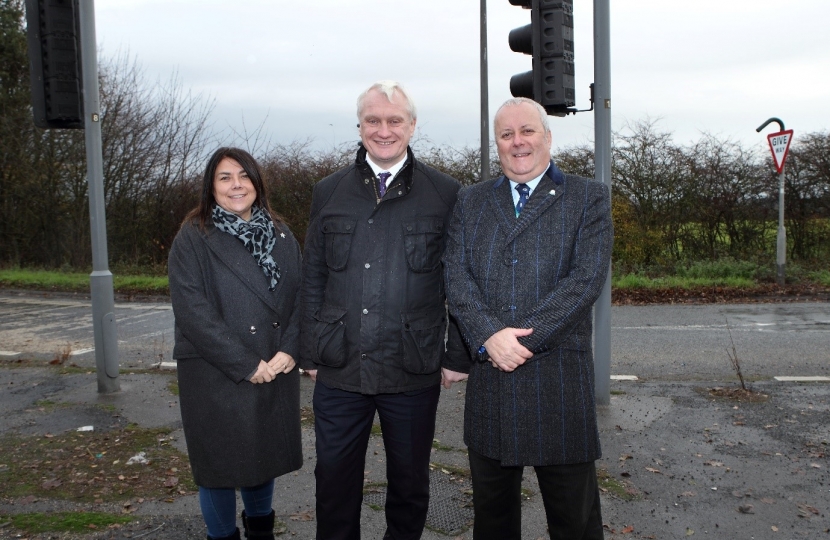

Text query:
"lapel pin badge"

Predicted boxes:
[[280, 232, 286, 239], [549, 189, 556, 196]]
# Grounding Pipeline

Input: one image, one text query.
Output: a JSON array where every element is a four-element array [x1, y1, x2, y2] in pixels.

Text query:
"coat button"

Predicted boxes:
[[361, 353, 367, 359], [249, 326, 257, 334], [368, 219, 374, 224], [272, 322, 280, 329], [365, 263, 371, 269], [364, 178, 370, 184], [362, 309, 368, 315]]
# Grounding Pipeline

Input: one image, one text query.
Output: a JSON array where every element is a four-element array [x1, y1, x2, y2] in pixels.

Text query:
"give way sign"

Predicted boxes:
[[767, 130, 794, 174]]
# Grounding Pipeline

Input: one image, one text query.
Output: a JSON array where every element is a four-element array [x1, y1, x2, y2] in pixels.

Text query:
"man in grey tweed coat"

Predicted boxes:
[[442, 98, 613, 540]]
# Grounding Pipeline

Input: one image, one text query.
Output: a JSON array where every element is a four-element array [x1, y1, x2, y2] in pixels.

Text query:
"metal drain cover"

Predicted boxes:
[[363, 468, 473, 535]]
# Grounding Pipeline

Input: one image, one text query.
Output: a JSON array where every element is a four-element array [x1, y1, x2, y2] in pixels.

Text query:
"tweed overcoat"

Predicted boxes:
[[443, 163, 613, 467], [168, 218, 303, 488]]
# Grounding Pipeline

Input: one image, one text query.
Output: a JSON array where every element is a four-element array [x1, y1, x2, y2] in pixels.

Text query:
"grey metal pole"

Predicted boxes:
[[776, 168, 786, 285], [79, 0, 119, 393], [592, 0, 612, 406], [480, 0, 490, 183], [755, 118, 787, 287]]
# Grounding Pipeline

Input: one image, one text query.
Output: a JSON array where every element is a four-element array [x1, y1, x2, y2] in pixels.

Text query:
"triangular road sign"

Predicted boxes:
[[767, 130, 793, 174]]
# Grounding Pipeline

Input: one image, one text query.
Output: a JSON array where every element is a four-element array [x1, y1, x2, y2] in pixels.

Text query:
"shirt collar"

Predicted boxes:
[[507, 163, 550, 196], [366, 155, 407, 183]]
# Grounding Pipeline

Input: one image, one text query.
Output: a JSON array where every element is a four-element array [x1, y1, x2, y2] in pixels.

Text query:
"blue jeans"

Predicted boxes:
[[198, 479, 275, 538]]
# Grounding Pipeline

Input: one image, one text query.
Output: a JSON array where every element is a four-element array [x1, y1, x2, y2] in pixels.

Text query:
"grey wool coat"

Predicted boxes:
[[443, 162, 613, 467], [168, 217, 303, 488]]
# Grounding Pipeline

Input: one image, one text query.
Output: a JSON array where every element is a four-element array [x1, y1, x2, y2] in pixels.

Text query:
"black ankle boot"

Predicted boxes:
[[207, 528, 241, 540], [241, 509, 276, 539]]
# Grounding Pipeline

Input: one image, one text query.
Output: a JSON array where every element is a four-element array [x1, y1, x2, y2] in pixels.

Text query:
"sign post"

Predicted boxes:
[[757, 118, 793, 286]]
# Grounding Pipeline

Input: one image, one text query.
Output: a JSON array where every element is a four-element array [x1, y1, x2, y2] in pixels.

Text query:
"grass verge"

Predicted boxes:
[[0, 268, 169, 295], [0, 511, 133, 534], [4, 264, 829, 298], [613, 274, 755, 289]]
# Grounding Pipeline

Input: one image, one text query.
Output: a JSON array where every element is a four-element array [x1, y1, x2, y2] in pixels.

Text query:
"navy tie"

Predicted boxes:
[[378, 172, 391, 198], [515, 184, 530, 216]]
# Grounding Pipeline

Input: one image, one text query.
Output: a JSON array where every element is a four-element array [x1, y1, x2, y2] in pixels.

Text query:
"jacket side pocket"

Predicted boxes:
[[560, 332, 590, 353], [400, 308, 446, 374], [313, 304, 349, 367]]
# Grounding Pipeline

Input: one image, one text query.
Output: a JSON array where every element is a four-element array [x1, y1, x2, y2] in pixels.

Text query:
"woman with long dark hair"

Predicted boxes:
[[168, 147, 302, 540]]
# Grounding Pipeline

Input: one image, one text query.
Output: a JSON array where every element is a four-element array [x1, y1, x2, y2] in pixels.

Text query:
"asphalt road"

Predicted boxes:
[[1, 290, 828, 381], [1, 290, 829, 539]]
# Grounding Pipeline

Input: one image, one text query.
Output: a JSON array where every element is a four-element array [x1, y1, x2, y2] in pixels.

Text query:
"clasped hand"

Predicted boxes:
[[484, 327, 533, 372], [250, 352, 296, 384]]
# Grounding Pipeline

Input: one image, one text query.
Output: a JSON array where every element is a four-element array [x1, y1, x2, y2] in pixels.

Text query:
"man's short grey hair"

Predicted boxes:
[[494, 97, 550, 135], [357, 80, 417, 121]]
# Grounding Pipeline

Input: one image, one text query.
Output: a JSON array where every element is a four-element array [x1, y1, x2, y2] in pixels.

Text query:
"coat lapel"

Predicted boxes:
[[203, 227, 280, 314], [488, 176, 519, 235]]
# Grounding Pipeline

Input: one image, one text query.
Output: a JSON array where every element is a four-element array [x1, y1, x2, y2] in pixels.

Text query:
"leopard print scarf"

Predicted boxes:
[[212, 205, 280, 291]]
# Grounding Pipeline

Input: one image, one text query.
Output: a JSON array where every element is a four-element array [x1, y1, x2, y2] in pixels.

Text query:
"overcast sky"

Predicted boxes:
[[92, 0, 830, 154]]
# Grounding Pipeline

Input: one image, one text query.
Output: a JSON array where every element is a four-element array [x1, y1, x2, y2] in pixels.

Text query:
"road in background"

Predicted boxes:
[[0, 291, 172, 367], [1, 291, 828, 379]]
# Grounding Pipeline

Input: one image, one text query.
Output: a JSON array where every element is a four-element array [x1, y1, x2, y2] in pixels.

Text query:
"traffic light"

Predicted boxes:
[[508, 0, 575, 116], [25, 0, 84, 129]]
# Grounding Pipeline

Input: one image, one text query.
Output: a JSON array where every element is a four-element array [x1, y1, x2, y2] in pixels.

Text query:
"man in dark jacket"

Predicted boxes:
[[300, 80, 468, 540], [442, 97, 613, 539]]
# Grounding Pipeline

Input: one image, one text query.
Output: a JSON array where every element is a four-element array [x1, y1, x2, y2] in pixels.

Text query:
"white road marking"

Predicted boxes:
[[773, 376, 830, 382]]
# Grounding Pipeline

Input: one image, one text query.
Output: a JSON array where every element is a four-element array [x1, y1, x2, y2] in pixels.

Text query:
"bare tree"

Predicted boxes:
[[98, 54, 214, 267], [781, 132, 830, 261], [1, 0, 827, 274], [260, 141, 353, 246], [682, 134, 771, 260], [612, 119, 687, 264]]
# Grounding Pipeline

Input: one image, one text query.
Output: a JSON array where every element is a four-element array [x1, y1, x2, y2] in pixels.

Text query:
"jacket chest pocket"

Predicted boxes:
[[402, 218, 444, 273], [322, 218, 357, 271]]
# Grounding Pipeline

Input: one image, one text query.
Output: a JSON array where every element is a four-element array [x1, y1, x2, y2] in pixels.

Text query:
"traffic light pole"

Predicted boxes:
[[79, 0, 119, 393], [592, 0, 612, 406], [480, 0, 490, 183]]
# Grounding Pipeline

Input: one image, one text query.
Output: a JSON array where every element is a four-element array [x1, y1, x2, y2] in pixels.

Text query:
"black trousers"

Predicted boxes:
[[313, 381, 440, 540], [468, 448, 604, 540]]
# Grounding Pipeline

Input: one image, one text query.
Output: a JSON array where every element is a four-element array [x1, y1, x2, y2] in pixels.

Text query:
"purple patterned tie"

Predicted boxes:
[[378, 172, 391, 198], [515, 183, 530, 216]]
